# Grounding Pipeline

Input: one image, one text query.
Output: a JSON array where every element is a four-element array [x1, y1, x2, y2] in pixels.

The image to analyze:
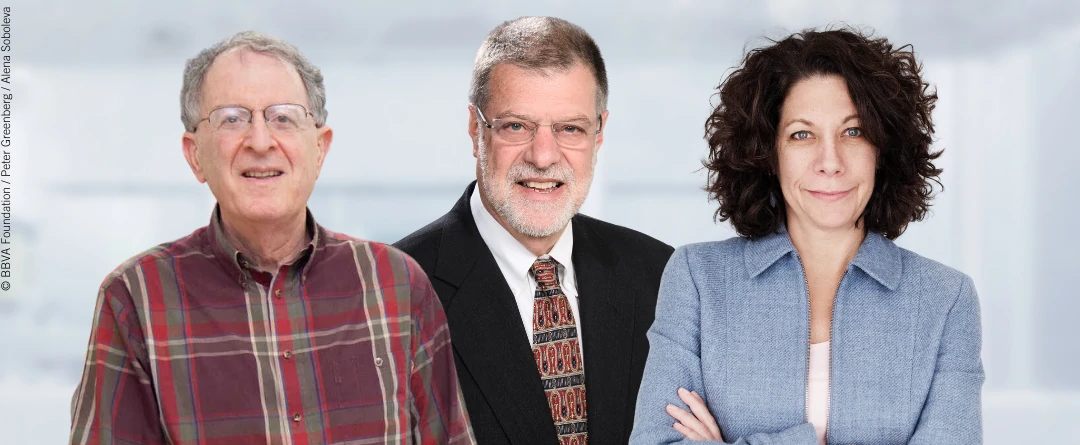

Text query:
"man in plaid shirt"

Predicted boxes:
[[69, 31, 474, 445]]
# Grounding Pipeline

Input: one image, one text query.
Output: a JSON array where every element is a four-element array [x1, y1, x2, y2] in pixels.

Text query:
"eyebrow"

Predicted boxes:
[[210, 103, 303, 110], [210, 104, 247, 111], [781, 113, 860, 129], [494, 111, 594, 123]]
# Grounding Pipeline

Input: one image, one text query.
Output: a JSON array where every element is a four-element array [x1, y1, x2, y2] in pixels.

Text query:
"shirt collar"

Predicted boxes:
[[208, 204, 321, 277], [744, 224, 902, 290], [470, 187, 576, 291], [546, 220, 576, 292]]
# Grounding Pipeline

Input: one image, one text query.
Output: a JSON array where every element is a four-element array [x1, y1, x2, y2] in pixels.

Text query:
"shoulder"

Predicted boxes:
[[655, 237, 748, 295], [574, 214, 674, 259], [322, 230, 436, 304], [99, 226, 211, 297], [896, 246, 977, 310], [323, 229, 426, 278], [677, 236, 746, 260], [651, 238, 749, 313], [392, 211, 458, 268], [574, 215, 675, 285], [667, 236, 748, 275], [899, 247, 969, 286]]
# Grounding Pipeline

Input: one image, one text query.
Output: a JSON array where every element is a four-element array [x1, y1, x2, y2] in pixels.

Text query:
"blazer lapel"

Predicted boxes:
[[572, 216, 635, 442], [432, 183, 558, 444]]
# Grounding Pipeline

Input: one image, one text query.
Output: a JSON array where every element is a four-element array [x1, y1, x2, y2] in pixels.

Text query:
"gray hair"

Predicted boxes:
[[180, 30, 327, 132], [469, 17, 608, 115]]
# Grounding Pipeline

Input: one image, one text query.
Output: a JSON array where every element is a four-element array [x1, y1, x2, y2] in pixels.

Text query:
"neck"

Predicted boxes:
[[513, 229, 563, 257], [786, 217, 866, 274], [221, 209, 310, 273]]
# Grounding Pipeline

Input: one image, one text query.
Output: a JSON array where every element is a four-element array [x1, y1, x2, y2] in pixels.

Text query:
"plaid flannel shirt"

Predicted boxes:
[[70, 208, 474, 445]]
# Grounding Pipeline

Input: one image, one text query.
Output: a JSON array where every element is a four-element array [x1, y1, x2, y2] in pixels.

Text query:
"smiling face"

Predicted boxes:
[[776, 75, 877, 234], [470, 62, 607, 239], [181, 48, 332, 226]]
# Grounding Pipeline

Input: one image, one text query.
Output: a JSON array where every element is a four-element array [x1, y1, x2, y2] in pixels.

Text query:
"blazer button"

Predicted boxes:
[[292, 413, 302, 422], [274, 289, 282, 298], [282, 350, 292, 360], [374, 357, 384, 367]]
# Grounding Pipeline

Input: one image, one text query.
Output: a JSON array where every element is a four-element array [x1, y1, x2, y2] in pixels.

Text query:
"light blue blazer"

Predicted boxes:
[[629, 228, 984, 444]]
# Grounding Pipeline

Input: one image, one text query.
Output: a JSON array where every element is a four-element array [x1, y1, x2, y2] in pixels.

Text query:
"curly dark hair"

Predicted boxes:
[[704, 27, 942, 240]]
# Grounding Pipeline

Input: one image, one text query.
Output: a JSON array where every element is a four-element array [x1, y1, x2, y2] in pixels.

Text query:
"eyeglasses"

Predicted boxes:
[[474, 105, 602, 150], [194, 103, 316, 133]]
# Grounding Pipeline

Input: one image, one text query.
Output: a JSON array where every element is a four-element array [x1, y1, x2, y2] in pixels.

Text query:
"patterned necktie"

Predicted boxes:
[[530, 257, 588, 445]]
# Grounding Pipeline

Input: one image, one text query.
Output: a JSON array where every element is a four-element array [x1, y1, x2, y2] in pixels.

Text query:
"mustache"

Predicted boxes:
[[505, 162, 574, 183]]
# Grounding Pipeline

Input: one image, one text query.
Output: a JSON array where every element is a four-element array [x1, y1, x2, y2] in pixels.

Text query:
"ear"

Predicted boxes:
[[314, 125, 334, 176], [182, 131, 207, 183], [593, 109, 610, 155], [468, 104, 481, 159]]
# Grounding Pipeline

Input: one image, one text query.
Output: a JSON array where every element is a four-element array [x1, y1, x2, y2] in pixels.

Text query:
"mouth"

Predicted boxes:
[[807, 188, 853, 202], [241, 170, 284, 180], [516, 180, 564, 193]]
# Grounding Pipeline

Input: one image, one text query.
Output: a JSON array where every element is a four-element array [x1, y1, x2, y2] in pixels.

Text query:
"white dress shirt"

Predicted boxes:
[[470, 188, 585, 363]]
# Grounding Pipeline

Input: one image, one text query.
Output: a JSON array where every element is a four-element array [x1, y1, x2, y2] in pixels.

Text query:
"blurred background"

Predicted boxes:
[[4, 0, 1078, 442]]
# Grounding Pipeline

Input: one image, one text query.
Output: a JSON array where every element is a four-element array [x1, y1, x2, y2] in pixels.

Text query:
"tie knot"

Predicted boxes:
[[530, 257, 560, 288]]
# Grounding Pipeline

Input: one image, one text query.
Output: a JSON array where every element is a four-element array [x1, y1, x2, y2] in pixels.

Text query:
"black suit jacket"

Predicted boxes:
[[394, 182, 674, 445]]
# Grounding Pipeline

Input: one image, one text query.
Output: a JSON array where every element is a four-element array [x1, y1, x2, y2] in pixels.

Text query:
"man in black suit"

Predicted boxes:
[[395, 16, 673, 445]]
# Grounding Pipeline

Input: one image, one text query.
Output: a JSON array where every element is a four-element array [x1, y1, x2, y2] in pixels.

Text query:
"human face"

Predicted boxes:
[[182, 49, 332, 226], [776, 75, 876, 234], [470, 63, 608, 239]]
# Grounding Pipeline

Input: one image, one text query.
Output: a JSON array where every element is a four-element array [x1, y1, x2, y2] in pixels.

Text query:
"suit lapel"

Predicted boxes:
[[433, 183, 558, 444], [572, 216, 635, 441]]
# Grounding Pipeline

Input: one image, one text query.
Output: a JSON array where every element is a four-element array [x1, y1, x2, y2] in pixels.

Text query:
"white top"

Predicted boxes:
[[469, 189, 584, 362], [807, 341, 830, 445]]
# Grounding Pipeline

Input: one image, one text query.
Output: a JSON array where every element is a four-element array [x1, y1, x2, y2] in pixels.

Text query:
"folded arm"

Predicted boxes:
[[629, 247, 816, 445]]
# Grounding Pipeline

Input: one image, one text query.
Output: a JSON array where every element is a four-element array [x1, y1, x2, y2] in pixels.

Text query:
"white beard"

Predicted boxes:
[[477, 134, 595, 238]]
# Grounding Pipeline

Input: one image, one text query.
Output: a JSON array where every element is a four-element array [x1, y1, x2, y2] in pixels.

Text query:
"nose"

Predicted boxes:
[[523, 126, 561, 170], [244, 115, 276, 154], [816, 134, 844, 176]]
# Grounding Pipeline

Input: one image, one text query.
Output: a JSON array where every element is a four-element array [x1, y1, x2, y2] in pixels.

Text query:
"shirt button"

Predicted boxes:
[[274, 289, 282, 298], [292, 413, 302, 422], [374, 357, 384, 367], [282, 350, 292, 360]]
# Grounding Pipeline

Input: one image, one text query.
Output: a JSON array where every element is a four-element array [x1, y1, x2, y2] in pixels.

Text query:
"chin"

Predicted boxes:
[[235, 201, 296, 222], [806, 214, 863, 232], [506, 207, 571, 238], [512, 221, 564, 238]]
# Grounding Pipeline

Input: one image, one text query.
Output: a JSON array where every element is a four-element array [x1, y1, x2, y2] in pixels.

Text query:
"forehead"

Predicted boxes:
[[486, 62, 597, 116], [780, 75, 857, 121], [201, 48, 308, 111]]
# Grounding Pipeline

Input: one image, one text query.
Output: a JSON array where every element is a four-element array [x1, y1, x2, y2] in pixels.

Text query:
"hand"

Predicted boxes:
[[666, 387, 723, 441]]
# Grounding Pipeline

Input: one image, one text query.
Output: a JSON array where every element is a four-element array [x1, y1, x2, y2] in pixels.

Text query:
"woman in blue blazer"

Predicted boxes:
[[630, 28, 984, 444]]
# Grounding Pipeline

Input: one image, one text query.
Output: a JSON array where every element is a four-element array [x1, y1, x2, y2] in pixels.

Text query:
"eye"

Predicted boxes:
[[212, 108, 250, 129], [844, 127, 862, 137], [560, 125, 585, 134], [790, 130, 811, 140], [501, 121, 530, 132]]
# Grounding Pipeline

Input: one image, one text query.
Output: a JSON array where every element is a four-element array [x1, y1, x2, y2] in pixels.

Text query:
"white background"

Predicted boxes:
[[2, 0, 1078, 442]]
